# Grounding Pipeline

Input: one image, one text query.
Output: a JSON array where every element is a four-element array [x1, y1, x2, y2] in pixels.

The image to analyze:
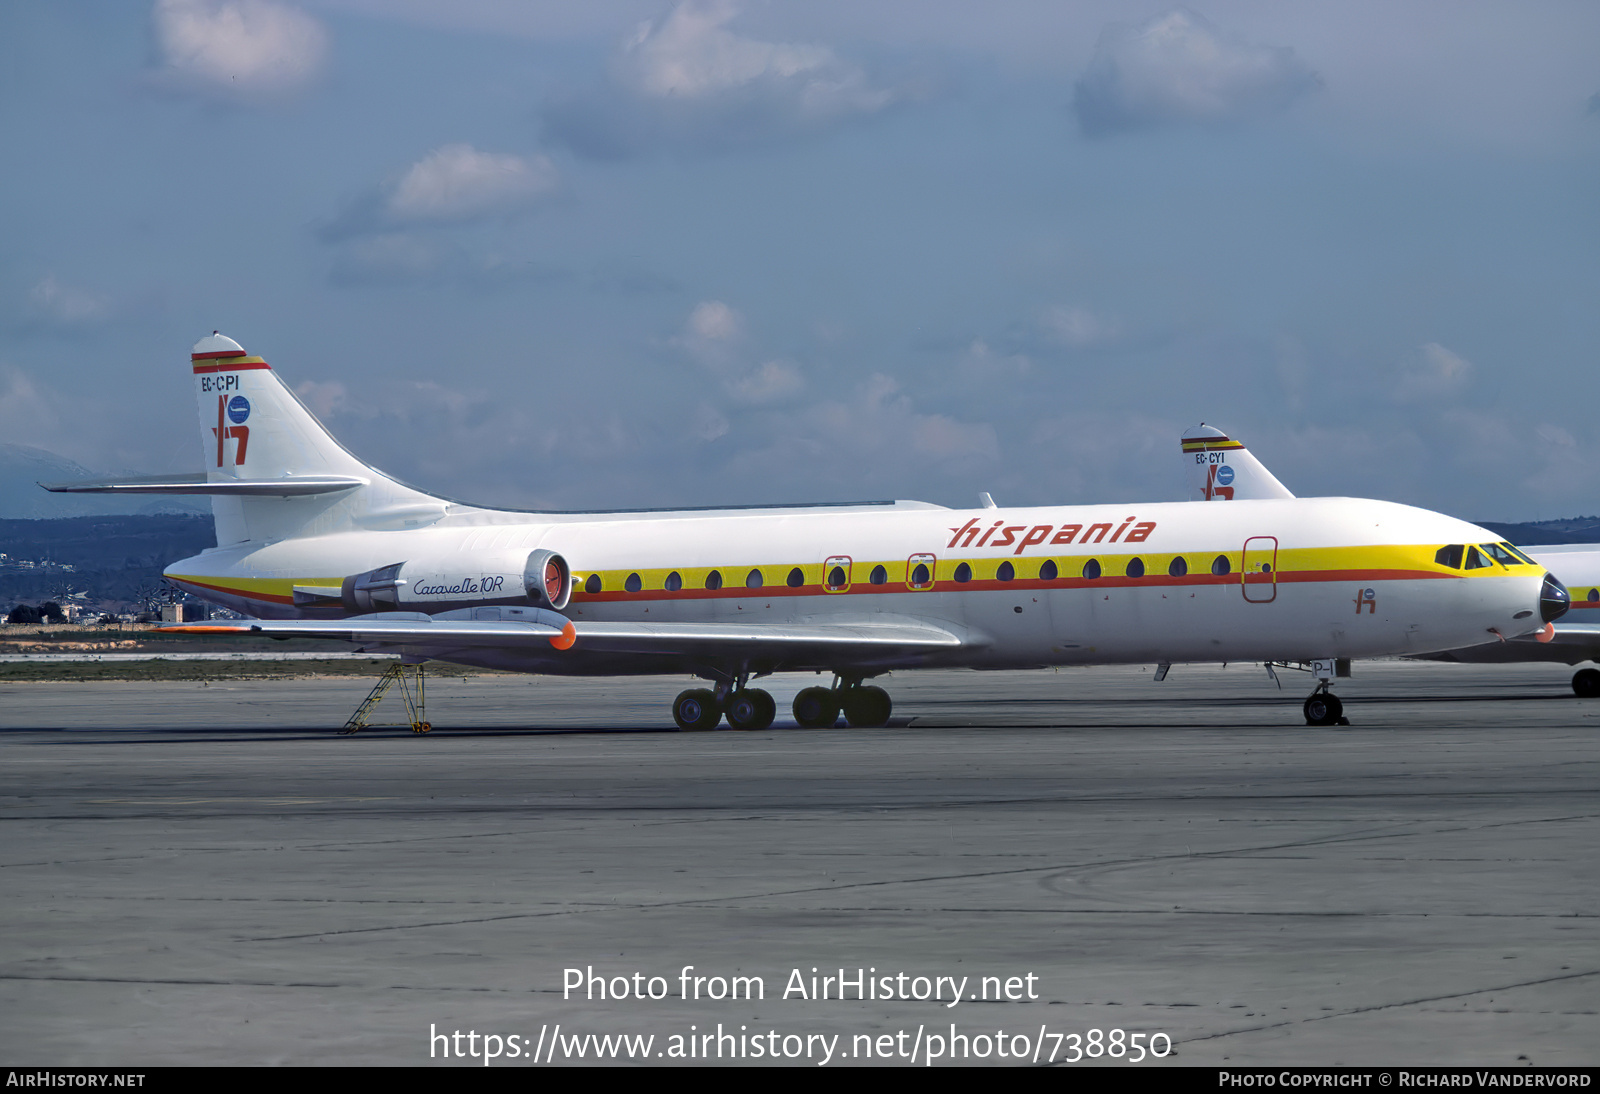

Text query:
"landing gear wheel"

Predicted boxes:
[[1573, 668, 1600, 698], [793, 687, 840, 728], [672, 688, 722, 731], [726, 689, 776, 730], [842, 685, 892, 728], [1303, 692, 1344, 726]]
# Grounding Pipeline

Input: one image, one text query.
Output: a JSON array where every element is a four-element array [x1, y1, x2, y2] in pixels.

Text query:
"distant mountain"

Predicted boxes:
[[1, 513, 216, 608], [0, 444, 205, 519], [1477, 517, 1600, 546]]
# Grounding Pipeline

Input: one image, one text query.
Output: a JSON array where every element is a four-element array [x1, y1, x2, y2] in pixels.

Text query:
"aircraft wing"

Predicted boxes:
[[158, 614, 972, 659]]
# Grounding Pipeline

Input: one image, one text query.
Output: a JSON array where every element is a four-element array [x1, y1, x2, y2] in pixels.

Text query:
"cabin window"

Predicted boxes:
[[910, 562, 931, 587], [787, 567, 804, 588], [1464, 546, 1492, 570], [827, 565, 848, 589], [1168, 556, 1187, 577], [1039, 559, 1058, 581], [1126, 558, 1144, 579], [1589, 589, 1598, 603], [870, 564, 888, 585], [954, 562, 972, 583], [1211, 555, 1230, 576], [1435, 544, 1464, 568], [665, 571, 682, 592], [1082, 558, 1101, 580], [996, 561, 1014, 581], [584, 573, 601, 595], [1480, 543, 1519, 567], [745, 568, 763, 588], [625, 573, 642, 593], [706, 570, 723, 590]]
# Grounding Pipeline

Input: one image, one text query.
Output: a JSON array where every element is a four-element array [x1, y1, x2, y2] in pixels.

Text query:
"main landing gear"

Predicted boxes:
[[672, 686, 776, 731], [1573, 668, 1600, 698], [793, 678, 892, 729], [673, 674, 893, 730]]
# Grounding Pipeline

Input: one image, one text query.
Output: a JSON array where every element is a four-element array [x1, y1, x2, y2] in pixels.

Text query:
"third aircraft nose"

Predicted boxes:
[[1540, 573, 1571, 623]]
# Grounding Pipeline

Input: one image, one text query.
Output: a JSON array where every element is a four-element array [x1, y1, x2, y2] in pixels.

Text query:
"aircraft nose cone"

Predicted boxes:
[[1540, 573, 1570, 623]]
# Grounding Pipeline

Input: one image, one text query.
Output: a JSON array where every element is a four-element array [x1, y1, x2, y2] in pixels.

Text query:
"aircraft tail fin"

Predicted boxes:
[[44, 333, 450, 545], [1181, 424, 1295, 501]]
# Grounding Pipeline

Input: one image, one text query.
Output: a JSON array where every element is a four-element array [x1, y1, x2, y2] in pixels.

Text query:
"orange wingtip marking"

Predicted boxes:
[[1537, 622, 1556, 643], [154, 625, 250, 634], [549, 622, 577, 650]]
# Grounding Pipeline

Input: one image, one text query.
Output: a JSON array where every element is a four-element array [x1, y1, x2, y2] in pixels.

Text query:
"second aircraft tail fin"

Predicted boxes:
[[1181, 424, 1295, 501]]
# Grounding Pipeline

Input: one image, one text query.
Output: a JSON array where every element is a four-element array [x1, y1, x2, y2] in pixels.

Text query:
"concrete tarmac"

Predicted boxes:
[[1, 661, 1596, 1067]]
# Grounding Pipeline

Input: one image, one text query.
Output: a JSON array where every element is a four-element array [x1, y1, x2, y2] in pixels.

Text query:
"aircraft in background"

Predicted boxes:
[[39, 335, 1568, 729], [1182, 423, 1600, 696]]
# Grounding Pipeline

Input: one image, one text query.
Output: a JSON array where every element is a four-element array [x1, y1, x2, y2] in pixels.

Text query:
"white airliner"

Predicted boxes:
[[42, 335, 1570, 729], [1181, 423, 1600, 696]]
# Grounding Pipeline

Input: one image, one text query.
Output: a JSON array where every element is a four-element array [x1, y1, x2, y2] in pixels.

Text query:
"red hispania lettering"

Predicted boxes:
[[992, 525, 1024, 548], [1109, 517, 1135, 542], [947, 518, 979, 549], [1051, 523, 1083, 545], [1085, 522, 1112, 543], [1016, 525, 1053, 554], [975, 521, 1005, 547], [1125, 521, 1156, 543]]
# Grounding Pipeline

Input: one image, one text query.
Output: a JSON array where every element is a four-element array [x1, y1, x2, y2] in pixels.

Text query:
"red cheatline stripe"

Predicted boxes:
[[171, 577, 295, 605], [192, 350, 249, 360], [193, 361, 272, 374]]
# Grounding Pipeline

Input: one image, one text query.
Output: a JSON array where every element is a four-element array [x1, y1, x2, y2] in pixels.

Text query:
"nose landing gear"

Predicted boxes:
[[1303, 689, 1344, 726], [1302, 657, 1350, 726]]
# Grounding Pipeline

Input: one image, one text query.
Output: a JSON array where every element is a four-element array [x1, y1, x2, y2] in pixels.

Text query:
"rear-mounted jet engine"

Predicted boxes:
[[341, 548, 571, 615]]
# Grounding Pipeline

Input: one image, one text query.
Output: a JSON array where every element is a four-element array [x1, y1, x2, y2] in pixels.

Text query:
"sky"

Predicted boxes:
[[1, 0, 1597, 521]]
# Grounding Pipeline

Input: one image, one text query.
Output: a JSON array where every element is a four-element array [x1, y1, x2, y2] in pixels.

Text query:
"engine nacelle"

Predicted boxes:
[[342, 548, 571, 615]]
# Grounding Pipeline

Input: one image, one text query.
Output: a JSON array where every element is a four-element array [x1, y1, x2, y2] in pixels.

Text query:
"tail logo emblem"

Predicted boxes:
[[212, 394, 250, 467]]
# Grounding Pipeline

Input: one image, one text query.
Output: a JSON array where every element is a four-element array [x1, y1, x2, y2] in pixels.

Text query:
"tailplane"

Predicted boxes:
[[1181, 424, 1295, 501], [42, 333, 450, 545]]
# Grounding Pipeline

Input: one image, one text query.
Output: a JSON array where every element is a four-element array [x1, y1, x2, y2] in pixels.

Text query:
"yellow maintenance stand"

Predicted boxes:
[[341, 662, 431, 734]]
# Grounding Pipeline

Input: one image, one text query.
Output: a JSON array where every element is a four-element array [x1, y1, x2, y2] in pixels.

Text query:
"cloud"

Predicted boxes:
[[25, 276, 112, 329], [151, 0, 328, 100], [321, 145, 561, 242], [542, 0, 898, 158], [727, 360, 804, 405], [672, 301, 804, 404], [1393, 341, 1473, 403], [1073, 9, 1320, 138], [387, 145, 560, 224], [1040, 304, 1122, 348]]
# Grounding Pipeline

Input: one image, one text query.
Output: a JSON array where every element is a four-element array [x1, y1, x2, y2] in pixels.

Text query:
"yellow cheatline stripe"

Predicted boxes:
[[1181, 439, 1244, 451], [570, 543, 1541, 593]]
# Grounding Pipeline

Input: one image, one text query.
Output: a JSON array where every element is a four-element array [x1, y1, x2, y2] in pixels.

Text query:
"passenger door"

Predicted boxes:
[[1241, 536, 1279, 603]]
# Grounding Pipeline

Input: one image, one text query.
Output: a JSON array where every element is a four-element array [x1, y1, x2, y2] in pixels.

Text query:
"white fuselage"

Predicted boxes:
[[168, 495, 1549, 678]]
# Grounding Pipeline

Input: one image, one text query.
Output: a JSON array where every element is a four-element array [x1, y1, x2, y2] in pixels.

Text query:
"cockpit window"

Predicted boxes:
[[1498, 542, 1537, 566], [1480, 543, 1520, 567], [1434, 544, 1464, 568], [1463, 546, 1492, 570]]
